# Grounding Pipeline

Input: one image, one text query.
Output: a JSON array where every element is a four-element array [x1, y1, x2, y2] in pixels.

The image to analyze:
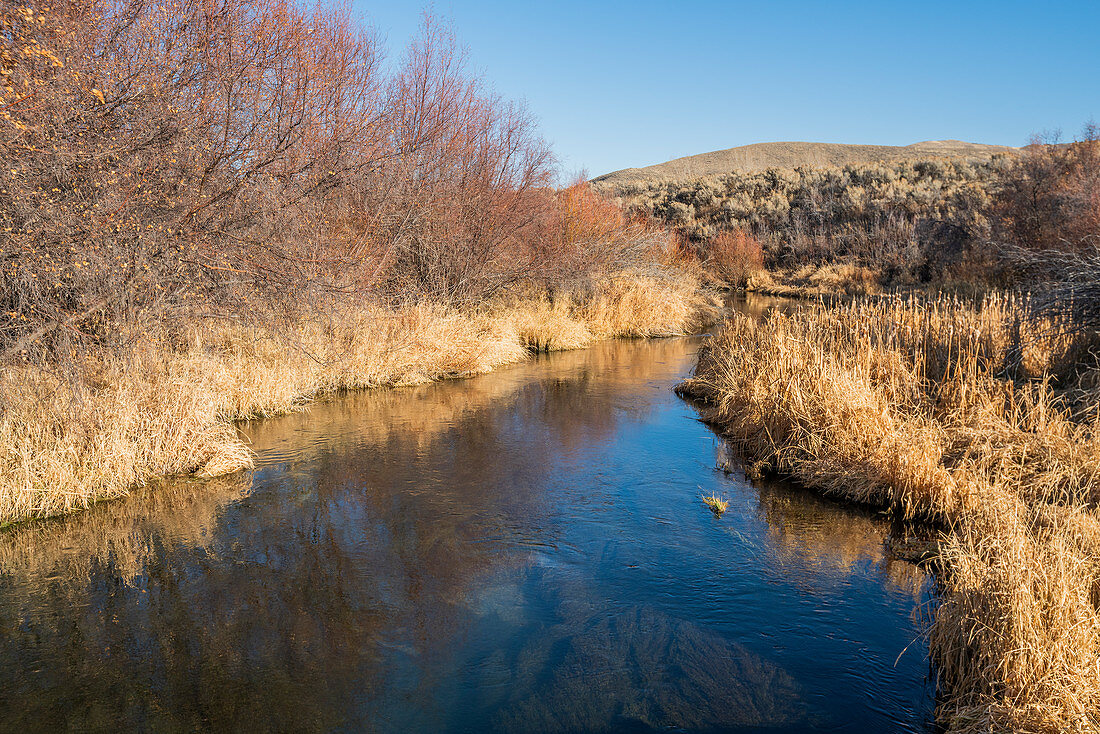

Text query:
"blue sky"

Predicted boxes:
[[356, 1, 1100, 179]]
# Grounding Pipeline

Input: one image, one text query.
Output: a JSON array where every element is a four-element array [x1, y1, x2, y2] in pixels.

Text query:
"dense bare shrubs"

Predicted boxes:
[[2, 0, 395, 359], [991, 129, 1100, 336], [604, 156, 1008, 286], [994, 126, 1100, 254], [703, 230, 764, 286], [680, 296, 1100, 731], [0, 0, 663, 363], [553, 180, 665, 277], [365, 20, 558, 304]]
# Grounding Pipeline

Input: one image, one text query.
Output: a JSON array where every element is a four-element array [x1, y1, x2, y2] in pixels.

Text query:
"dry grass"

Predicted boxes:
[[679, 294, 1100, 732], [747, 263, 884, 298], [701, 493, 729, 517], [0, 270, 709, 526]]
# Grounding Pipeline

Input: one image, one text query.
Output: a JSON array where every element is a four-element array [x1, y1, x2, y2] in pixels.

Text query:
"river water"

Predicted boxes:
[[0, 302, 935, 732]]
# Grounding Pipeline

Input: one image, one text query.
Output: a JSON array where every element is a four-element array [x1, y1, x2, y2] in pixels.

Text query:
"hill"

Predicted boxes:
[[592, 140, 1017, 187]]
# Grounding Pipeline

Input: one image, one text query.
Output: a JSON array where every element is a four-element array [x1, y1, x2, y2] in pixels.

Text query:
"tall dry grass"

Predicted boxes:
[[0, 270, 711, 526], [679, 294, 1100, 732], [505, 271, 708, 352]]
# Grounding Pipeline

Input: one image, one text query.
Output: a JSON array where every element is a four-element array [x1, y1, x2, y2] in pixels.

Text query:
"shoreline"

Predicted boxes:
[[1, 273, 721, 527]]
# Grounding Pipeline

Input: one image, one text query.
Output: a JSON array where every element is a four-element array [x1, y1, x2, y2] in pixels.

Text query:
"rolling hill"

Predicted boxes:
[[592, 140, 1017, 187]]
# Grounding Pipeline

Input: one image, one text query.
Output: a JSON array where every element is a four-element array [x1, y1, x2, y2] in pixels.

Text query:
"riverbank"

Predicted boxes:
[[678, 294, 1100, 733], [1, 269, 716, 526]]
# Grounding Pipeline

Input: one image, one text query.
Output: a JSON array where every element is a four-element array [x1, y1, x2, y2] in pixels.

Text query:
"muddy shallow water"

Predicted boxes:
[[0, 305, 935, 732]]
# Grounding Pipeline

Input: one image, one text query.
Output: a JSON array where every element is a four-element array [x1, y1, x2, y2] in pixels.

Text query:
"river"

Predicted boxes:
[[0, 299, 934, 732]]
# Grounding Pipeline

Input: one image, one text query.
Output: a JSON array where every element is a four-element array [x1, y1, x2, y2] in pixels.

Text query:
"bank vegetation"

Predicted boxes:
[[0, 0, 714, 524], [604, 128, 1100, 296]]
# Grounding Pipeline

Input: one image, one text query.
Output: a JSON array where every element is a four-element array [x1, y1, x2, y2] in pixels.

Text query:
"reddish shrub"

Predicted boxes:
[[708, 230, 764, 286], [994, 125, 1100, 254]]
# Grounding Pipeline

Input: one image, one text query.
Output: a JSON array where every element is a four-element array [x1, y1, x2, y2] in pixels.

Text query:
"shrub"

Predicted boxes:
[[993, 125, 1100, 254], [1, 2, 660, 362], [606, 155, 1012, 281], [1, 0, 391, 361], [707, 230, 763, 286]]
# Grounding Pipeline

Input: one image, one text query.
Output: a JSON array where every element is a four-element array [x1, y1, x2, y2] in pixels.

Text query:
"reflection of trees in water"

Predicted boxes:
[[0, 334, 717, 731], [755, 478, 927, 597], [243, 334, 703, 469], [0, 330, 918, 731], [0, 473, 397, 730], [723, 292, 795, 320], [0, 473, 253, 581]]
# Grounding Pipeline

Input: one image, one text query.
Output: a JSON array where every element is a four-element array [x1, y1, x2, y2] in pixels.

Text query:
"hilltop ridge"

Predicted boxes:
[[592, 140, 1016, 187]]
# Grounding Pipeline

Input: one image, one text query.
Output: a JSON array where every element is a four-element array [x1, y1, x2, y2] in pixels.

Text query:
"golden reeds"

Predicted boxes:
[[679, 293, 1100, 732], [0, 270, 707, 526]]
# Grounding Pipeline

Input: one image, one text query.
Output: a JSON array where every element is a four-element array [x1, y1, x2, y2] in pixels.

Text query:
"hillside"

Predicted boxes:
[[592, 140, 1016, 187]]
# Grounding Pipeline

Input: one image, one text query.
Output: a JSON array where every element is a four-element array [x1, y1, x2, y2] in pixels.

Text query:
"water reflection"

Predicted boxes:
[[0, 332, 933, 732]]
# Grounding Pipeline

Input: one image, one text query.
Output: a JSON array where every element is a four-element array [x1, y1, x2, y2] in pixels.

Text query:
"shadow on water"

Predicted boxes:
[[0, 300, 935, 732]]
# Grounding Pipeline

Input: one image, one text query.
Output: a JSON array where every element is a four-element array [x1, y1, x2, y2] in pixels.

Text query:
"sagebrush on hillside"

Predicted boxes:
[[605, 157, 1008, 281], [605, 129, 1100, 292]]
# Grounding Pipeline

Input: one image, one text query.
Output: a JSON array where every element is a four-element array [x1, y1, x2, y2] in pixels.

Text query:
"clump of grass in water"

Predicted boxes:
[[701, 493, 729, 517]]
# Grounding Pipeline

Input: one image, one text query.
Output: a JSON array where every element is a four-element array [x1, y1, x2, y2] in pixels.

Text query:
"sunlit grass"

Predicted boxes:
[[701, 493, 729, 517], [0, 270, 708, 526]]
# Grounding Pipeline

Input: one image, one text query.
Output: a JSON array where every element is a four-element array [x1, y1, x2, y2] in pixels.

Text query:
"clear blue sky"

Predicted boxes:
[[355, 0, 1100, 179]]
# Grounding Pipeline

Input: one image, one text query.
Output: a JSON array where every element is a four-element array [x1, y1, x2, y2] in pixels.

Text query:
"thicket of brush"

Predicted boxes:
[[680, 295, 1100, 732], [603, 156, 1006, 284], [0, 0, 708, 523], [604, 128, 1100, 294]]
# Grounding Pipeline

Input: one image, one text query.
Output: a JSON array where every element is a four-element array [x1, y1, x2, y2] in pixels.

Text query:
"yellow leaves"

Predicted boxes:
[[92, 88, 105, 104]]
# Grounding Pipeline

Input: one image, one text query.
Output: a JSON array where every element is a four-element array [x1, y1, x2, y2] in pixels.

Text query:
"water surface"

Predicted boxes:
[[0, 310, 934, 732]]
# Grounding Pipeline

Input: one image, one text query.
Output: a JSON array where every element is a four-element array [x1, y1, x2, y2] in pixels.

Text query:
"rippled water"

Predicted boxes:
[[0, 303, 935, 732]]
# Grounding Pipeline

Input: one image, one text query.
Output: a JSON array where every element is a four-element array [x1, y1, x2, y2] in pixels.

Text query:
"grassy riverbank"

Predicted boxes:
[[1, 270, 712, 526], [3, 1, 723, 526], [679, 295, 1100, 733]]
